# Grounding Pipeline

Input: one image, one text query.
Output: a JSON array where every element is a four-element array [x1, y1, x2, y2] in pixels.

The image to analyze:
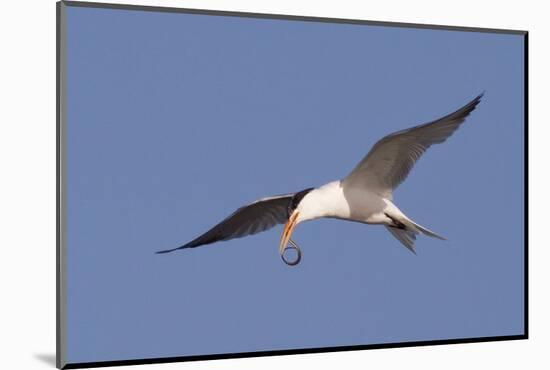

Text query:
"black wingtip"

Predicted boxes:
[[450, 91, 484, 121], [475, 91, 485, 102], [469, 91, 484, 108], [155, 246, 185, 254]]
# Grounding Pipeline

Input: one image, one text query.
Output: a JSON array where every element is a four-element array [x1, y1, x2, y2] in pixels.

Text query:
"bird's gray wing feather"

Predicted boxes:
[[156, 194, 293, 253], [343, 94, 483, 198]]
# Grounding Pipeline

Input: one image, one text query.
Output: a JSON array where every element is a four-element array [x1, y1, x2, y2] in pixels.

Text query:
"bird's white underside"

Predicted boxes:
[[296, 180, 402, 226]]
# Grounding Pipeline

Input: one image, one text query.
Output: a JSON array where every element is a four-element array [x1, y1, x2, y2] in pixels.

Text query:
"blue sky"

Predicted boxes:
[[65, 5, 525, 364]]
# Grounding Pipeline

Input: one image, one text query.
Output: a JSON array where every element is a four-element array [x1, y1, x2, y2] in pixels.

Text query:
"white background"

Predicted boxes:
[[0, 0, 545, 369]]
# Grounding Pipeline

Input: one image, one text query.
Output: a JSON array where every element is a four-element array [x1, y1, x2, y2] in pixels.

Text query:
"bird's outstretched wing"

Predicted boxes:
[[156, 194, 294, 254], [343, 94, 483, 198]]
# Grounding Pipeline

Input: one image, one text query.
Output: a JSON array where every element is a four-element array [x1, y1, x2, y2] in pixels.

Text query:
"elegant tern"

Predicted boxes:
[[157, 94, 483, 265]]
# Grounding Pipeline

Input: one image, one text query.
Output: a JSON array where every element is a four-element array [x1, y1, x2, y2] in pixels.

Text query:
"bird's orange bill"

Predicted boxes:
[[279, 211, 299, 255]]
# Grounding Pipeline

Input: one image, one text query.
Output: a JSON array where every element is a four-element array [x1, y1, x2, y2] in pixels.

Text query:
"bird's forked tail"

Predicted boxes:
[[385, 211, 446, 253], [403, 217, 446, 241]]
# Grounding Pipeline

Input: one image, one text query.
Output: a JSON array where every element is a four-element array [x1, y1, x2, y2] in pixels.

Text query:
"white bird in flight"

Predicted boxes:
[[157, 94, 483, 265]]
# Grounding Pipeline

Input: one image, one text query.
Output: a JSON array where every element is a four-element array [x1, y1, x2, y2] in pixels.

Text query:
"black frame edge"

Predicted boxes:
[[56, 1, 68, 369], [56, 2, 60, 367], [61, 0, 527, 35], [523, 32, 529, 339], [62, 335, 527, 369]]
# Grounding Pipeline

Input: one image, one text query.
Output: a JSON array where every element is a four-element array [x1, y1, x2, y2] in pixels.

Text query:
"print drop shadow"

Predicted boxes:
[[34, 353, 56, 367]]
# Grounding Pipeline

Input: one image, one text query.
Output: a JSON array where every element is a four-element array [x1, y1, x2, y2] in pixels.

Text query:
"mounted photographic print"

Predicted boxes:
[[57, 1, 528, 368]]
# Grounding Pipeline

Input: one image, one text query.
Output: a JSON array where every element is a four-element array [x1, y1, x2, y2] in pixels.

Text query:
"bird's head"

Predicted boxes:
[[278, 188, 315, 257]]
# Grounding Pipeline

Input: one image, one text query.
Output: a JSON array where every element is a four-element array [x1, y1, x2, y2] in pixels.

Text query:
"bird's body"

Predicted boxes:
[[157, 94, 483, 264], [296, 180, 393, 225], [294, 180, 441, 254]]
